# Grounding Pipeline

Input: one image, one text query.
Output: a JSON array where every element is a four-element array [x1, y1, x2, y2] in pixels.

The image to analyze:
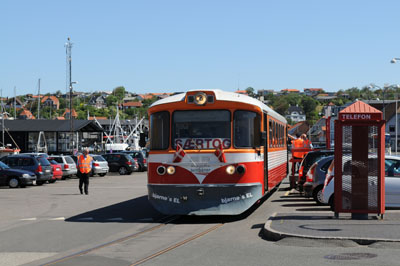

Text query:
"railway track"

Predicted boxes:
[[40, 215, 224, 266]]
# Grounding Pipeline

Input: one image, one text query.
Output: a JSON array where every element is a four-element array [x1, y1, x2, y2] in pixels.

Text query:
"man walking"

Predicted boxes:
[[77, 148, 93, 195]]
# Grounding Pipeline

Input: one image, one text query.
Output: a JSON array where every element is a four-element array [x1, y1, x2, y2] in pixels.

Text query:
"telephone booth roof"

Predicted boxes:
[[339, 101, 382, 121]]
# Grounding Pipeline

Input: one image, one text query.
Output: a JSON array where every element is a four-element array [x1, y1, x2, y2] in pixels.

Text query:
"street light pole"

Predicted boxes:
[[391, 58, 400, 154]]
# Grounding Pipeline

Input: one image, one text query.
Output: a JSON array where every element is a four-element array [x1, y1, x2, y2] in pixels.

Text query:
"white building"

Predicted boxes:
[[286, 106, 306, 122]]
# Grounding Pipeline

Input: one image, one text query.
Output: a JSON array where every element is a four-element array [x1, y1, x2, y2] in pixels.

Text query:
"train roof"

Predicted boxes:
[[150, 89, 287, 123]]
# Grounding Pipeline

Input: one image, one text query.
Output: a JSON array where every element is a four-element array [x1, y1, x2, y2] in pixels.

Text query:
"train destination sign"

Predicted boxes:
[[175, 138, 231, 150]]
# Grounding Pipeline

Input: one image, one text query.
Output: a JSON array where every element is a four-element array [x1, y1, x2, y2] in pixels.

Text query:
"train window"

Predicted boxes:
[[234, 111, 261, 148], [269, 120, 273, 148], [150, 111, 170, 150], [172, 110, 231, 149]]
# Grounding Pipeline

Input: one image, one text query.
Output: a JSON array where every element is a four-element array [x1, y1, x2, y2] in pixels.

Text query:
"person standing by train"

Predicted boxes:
[[301, 134, 313, 149], [77, 148, 93, 195], [288, 133, 305, 173]]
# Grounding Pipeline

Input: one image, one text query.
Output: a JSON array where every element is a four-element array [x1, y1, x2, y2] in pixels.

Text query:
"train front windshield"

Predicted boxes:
[[172, 110, 231, 150]]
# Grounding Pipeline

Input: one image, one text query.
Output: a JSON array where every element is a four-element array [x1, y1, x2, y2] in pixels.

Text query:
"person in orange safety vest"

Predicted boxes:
[[292, 133, 305, 159], [77, 148, 93, 195], [301, 134, 313, 149]]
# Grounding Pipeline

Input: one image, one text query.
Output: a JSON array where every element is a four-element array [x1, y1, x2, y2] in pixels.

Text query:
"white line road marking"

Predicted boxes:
[[48, 217, 65, 221], [20, 218, 37, 221], [284, 191, 290, 196], [0, 252, 57, 266]]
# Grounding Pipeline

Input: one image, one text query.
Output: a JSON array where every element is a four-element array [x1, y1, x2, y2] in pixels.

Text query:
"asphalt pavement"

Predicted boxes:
[[263, 185, 400, 244]]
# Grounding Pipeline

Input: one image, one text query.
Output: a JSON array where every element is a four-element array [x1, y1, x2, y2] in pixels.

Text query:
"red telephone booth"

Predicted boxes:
[[334, 101, 385, 218]]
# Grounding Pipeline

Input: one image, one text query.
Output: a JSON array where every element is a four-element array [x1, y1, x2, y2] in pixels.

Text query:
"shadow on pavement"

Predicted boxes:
[[296, 207, 331, 212], [281, 203, 318, 208], [65, 196, 165, 223], [272, 198, 314, 202], [65, 189, 277, 225]]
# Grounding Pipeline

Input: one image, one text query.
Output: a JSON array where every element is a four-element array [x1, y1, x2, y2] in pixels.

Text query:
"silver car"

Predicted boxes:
[[90, 154, 109, 176], [303, 155, 334, 205], [48, 155, 77, 178]]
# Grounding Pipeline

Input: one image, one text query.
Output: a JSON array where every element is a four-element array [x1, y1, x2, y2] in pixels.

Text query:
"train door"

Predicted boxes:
[[264, 113, 268, 192]]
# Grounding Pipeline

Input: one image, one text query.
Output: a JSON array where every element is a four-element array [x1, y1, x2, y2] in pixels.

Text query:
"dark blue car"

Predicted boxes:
[[0, 154, 53, 185], [0, 161, 36, 188]]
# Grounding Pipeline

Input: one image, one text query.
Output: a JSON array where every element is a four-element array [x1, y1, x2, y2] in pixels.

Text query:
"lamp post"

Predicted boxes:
[[391, 58, 400, 64], [391, 58, 400, 154], [370, 83, 400, 154], [369, 83, 389, 120]]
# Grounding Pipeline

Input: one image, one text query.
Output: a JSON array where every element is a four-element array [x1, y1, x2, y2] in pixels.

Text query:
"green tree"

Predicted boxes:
[[113, 86, 126, 102], [59, 97, 67, 109], [141, 97, 158, 108], [245, 87, 256, 98], [273, 97, 289, 115], [106, 95, 118, 106], [300, 96, 317, 118], [346, 87, 361, 101]]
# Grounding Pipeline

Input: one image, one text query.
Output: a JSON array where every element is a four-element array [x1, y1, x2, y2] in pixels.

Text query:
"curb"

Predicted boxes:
[[262, 212, 400, 244]]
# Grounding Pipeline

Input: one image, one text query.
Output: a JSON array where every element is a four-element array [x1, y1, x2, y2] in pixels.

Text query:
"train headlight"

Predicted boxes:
[[194, 92, 207, 105], [236, 165, 246, 175], [157, 165, 166, 175], [226, 165, 235, 175], [167, 166, 176, 175]]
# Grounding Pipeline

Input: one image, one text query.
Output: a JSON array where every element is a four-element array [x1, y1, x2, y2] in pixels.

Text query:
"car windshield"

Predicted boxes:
[[93, 155, 106, 161], [37, 157, 51, 166], [65, 157, 75, 164], [172, 110, 231, 149], [0, 161, 10, 169], [125, 154, 134, 161]]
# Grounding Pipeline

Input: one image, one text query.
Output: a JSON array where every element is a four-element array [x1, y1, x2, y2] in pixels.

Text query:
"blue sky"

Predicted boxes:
[[2, 0, 400, 97]]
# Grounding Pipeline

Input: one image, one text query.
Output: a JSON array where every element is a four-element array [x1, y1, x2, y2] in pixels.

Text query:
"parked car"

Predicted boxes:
[[122, 150, 147, 171], [303, 155, 334, 204], [21, 152, 49, 158], [48, 155, 77, 179], [102, 153, 138, 174], [0, 154, 53, 185], [90, 154, 109, 176], [0, 161, 36, 188], [48, 159, 63, 183], [297, 150, 334, 191], [323, 155, 400, 210]]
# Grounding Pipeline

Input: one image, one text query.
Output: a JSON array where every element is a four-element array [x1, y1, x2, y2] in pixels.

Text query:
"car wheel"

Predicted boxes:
[[119, 166, 128, 175], [138, 165, 143, 172], [49, 179, 56, 183], [8, 177, 20, 188], [99, 173, 106, 177], [312, 185, 324, 205]]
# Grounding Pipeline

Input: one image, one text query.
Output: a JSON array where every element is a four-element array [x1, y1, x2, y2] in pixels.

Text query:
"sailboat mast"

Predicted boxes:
[[13, 87, 16, 119], [37, 78, 40, 119], [1, 89, 4, 146]]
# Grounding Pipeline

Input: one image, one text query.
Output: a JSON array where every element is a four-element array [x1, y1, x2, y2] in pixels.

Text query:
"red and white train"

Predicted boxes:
[[147, 89, 288, 215]]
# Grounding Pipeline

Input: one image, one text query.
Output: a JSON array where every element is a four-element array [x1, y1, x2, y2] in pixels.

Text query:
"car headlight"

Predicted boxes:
[[22, 174, 30, 178]]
